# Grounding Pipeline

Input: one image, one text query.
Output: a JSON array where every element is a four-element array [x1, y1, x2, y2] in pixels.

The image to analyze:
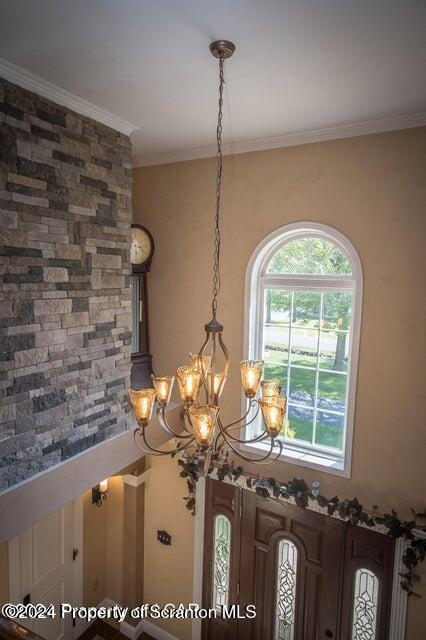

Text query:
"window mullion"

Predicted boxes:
[[258, 284, 265, 360], [259, 275, 355, 292], [254, 284, 267, 438], [311, 292, 323, 447], [286, 290, 293, 402]]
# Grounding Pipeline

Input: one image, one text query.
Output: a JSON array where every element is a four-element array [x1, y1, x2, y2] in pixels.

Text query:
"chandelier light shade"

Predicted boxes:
[[212, 371, 226, 398], [240, 360, 264, 399], [130, 40, 286, 469], [261, 378, 282, 397], [259, 395, 287, 437], [151, 375, 175, 407], [188, 405, 220, 447], [176, 367, 201, 404], [129, 388, 156, 425]]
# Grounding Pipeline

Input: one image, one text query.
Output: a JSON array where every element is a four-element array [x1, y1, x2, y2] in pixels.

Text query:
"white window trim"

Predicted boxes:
[[242, 222, 363, 478]]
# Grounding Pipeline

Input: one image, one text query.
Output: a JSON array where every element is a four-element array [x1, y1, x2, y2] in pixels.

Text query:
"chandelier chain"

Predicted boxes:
[[212, 54, 225, 319]]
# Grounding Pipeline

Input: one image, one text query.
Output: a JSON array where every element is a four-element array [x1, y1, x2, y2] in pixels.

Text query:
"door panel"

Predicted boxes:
[[33, 509, 64, 584], [340, 525, 394, 639], [11, 501, 76, 640], [31, 509, 71, 640], [240, 493, 344, 640], [35, 583, 65, 640]]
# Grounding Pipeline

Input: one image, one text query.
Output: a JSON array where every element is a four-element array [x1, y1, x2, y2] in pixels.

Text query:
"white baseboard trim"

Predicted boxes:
[[142, 620, 181, 640], [120, 618, 145, 640]]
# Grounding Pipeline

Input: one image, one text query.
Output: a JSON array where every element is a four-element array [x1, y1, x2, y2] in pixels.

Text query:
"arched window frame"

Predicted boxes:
[[243, 222, 363, 477]]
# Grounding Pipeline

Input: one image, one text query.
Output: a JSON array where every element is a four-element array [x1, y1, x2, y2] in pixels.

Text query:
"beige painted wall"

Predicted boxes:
[[83, 475, 124, 607], [105, 476, 124, 605], [0, 541, 8, 604], [83, 487, 107, 606], [133, 127, 426, 639], [143, 455, 195, 640]]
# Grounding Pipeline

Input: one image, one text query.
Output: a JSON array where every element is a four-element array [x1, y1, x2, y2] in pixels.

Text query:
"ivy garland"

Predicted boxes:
[[176, 450, 426, 596]]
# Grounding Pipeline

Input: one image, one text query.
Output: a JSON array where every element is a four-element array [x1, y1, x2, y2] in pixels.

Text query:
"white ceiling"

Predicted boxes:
[[0, 0, 425, 165]]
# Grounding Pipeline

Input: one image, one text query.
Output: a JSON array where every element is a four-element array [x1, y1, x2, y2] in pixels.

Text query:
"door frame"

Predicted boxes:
[[192, 477, 206, 640], [192, 476, 415, 640], [8, 495, 84, 640]]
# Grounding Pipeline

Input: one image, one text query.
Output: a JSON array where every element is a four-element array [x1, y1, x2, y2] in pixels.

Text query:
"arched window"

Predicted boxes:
[[244, 223, 362, 476]]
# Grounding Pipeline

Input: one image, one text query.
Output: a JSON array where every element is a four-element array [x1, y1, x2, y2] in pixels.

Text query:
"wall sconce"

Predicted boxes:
[[92, 478, 108, 507]]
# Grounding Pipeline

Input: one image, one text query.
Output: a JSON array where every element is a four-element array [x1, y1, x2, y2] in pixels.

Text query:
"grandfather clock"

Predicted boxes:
[[130, 224, 154, 389]]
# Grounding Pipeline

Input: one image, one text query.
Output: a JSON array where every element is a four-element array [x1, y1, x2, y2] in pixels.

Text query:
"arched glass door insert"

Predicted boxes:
[[212, 513, 231, 612], [274, 538, 298, 640], [351, 567, 380, 639]]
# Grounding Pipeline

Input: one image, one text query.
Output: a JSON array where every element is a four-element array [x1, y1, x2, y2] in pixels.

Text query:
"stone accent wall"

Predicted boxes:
[[0, 78, 132, 491]]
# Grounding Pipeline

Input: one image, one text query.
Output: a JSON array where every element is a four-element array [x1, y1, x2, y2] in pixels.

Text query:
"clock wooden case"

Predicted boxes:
[[130, 224, 155, 389]]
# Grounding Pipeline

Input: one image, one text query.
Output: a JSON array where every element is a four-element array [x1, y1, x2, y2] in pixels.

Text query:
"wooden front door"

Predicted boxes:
[[202, 479, 395, 640]]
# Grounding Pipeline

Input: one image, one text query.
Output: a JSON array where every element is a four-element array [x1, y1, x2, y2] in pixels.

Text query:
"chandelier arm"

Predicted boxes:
[[220, 398, 259, 432], [183, 406, 196, 434], [134, 426, 196, 457], [216, 428, 280, 464], [215, 427, 270, 451], [210, 332, 216, 405], [157, 406, 194, 440], [218, 332, 230, 379], [222, 426, 269, 444], [216, 414, 269, 446], [251, 438, 284, 466], [198, 331, 211, 403]]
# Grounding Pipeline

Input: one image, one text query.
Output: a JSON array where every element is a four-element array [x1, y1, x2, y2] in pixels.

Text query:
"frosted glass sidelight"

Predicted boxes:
[[274, 538, 298, 640], [351, 568, 380, 640], [212, 514, 231, 612]]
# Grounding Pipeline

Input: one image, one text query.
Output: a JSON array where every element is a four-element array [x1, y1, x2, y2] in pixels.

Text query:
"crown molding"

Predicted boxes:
[[0, 56, 138, 136], [134, 111, 426, 167]]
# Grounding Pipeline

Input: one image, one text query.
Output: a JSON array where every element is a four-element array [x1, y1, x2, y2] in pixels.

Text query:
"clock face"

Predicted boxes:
[[131, 227, 152, 265]]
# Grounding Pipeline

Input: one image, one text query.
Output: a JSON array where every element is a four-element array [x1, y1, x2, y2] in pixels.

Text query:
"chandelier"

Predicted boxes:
[[129, 40, 285, 469]]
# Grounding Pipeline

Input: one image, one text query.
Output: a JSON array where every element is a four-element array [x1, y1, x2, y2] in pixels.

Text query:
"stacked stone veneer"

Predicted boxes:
[[0, 78, 133, 491]]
